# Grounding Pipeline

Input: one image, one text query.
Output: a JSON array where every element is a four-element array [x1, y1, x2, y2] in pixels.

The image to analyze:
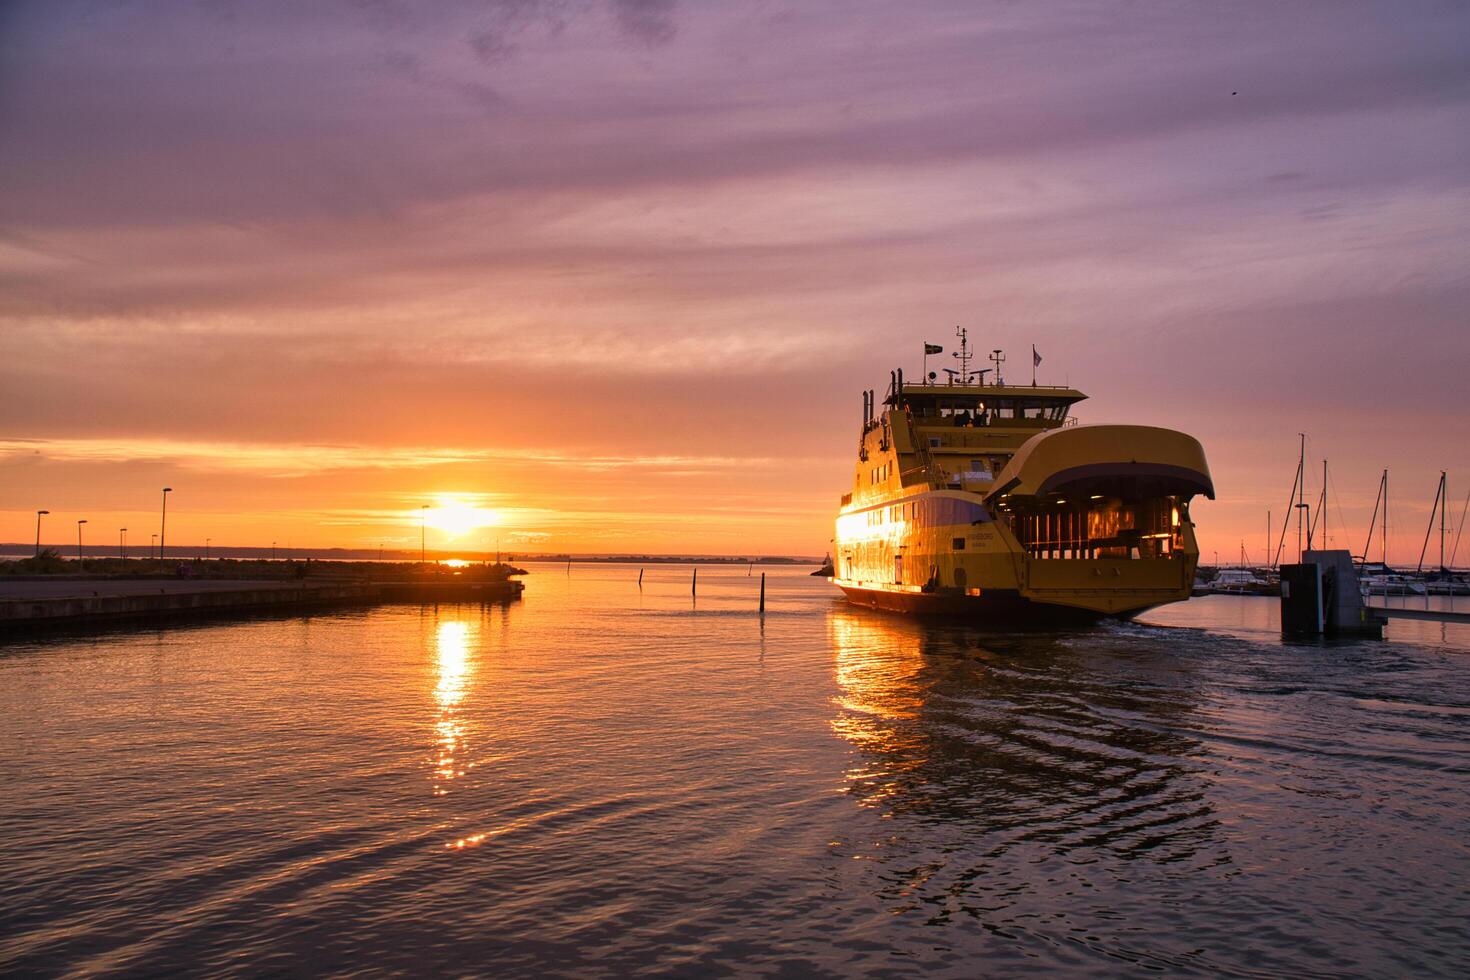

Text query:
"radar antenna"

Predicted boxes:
[[990, 349, 1006, 386]]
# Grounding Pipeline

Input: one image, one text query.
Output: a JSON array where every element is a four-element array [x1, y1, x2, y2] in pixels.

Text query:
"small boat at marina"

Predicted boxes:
[[1422, 568, 1470, 595], [1203, 567, 1276, 596], [831, 331, 1214, 621], [1358, 572, 1427, 597]]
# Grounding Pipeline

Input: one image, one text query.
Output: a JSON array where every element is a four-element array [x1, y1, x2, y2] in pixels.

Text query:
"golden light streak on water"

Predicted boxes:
[[432, 617, 477, 793]]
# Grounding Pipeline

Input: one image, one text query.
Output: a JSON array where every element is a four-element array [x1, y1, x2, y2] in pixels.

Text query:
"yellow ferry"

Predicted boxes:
[[832, 330, 1213, 621]]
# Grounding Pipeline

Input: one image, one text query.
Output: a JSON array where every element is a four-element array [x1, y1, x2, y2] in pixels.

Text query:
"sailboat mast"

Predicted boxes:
[[1362, 469, 1385, 566], [1297, 433, 1306, 561], [1322, 459, 1328, 550], [1417, 472, 1445, 573]]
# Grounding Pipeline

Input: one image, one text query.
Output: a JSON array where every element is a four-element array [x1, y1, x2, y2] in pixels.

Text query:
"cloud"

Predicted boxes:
[[610, 0, 674, 46], [0, 437, 772, 478]]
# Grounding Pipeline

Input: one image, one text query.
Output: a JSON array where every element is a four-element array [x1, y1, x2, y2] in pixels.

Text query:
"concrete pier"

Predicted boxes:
[[0, 578, 524, 632], [1281, 550, 1387, 638]]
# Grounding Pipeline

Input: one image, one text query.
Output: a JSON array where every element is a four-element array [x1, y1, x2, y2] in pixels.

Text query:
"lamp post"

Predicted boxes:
[[421, 504, 430, 563], [120, 528, 127, 559], [77, 519, 88, 564], [206, 538, 211, 560], [151, 534, 157, 559], [34, 510, 49, 557], [159, 487, 172, 561], [272, 541, 277, 560]]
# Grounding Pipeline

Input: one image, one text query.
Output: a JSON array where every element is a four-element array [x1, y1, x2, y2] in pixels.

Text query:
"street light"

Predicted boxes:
[[34, 510, 49, 557], [151, 533, 158, 559], [421, 504, 430, 563], [120, 528, 127, 559], [77, 519, 88, 563], [159, 487, 172, 561], [206, 538, 211, 560], [272, 541, 277, 560]]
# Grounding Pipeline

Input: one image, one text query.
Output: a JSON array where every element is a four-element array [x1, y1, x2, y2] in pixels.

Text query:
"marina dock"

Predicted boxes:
[[1365, 602, 1470, 623], [0, 577, 524, 632]]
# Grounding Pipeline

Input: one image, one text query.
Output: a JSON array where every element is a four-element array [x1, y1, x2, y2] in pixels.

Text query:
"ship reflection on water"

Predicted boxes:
[[826, 608, 1223, 920]]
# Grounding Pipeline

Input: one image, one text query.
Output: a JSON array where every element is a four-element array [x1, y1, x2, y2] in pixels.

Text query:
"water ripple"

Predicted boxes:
[[1, 571, 1468, 975]]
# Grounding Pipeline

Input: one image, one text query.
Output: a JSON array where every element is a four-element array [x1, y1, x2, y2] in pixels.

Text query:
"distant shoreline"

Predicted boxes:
[[0, 546, 823, 565]]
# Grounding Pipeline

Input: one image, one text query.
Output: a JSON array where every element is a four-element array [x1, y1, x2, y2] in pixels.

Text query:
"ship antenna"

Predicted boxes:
[[990, 349, 1006, 386], [953, 326, 971, 384]]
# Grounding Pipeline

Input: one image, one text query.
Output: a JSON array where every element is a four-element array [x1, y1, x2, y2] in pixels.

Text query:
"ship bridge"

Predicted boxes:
[[895, 383, 1087, 429], [885, 381, 1088, 495]]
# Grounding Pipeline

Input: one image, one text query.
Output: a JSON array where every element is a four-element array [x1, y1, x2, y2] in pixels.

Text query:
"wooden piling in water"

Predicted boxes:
[[691, 567, 697, 596], [759, 572, 765, 613], [638, 568, 644, 588]]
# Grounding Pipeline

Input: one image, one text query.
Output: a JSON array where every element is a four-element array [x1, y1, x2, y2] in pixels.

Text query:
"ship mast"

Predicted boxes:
[[953, 326, 971, 384]]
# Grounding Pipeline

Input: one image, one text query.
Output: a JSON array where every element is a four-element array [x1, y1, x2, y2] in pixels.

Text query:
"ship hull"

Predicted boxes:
[[833, 581, 1145, 625]]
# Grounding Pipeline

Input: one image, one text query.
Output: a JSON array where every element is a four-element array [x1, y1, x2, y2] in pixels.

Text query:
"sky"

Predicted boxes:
[[1, 0, 1467, 561]]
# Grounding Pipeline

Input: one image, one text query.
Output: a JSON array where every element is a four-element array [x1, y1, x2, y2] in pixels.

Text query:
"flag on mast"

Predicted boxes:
[[1032, 345, 1042, 367], [925, 343, 943, 355]]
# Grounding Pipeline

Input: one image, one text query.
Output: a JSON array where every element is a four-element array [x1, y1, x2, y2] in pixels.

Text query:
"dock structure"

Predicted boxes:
[[1364, 603, 1470, 624], [0, 578, 524, 633], [1281, 550, 1387, 637]]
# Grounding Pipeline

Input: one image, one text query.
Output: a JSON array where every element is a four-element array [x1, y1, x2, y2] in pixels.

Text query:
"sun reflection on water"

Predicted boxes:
[[433, 617, 478, 794]]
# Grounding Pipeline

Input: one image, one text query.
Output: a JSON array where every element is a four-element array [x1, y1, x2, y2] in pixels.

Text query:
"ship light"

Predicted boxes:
[[1091, 494, 1104, 500]]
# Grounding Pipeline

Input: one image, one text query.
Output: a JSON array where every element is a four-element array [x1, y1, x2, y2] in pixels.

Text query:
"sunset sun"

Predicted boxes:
[[421, 495, 499, 539]]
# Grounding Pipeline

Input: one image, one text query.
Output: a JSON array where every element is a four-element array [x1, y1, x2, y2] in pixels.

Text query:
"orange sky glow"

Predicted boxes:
[[2, 1, 1466, 562]]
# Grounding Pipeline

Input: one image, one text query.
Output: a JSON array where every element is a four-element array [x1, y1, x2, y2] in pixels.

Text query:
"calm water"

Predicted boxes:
[[3, 567, 1469, 977]]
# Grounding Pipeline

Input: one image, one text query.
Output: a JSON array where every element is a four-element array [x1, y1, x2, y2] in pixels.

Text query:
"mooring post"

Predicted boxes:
[[638, 568, 644, 589], [692, 566, 697, 596], [759, 572, 766, 614]]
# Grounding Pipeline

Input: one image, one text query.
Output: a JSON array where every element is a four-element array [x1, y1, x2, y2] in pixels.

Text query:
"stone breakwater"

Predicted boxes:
[[0, 578, 523, 631]]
